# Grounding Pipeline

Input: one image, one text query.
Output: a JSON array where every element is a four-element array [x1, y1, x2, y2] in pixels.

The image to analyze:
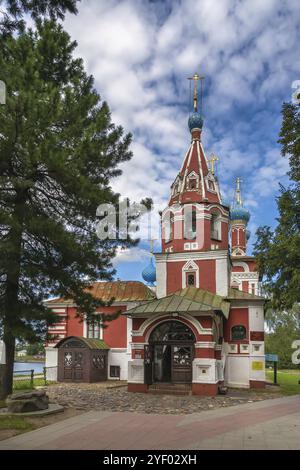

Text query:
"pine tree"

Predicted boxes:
[[0, 0, 79, 37], [253, 102, 300, 310], [0, 21, 144, 398]]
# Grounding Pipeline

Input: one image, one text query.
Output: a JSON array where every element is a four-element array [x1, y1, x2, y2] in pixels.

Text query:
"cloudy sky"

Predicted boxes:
[[64, 0, 299, 281]]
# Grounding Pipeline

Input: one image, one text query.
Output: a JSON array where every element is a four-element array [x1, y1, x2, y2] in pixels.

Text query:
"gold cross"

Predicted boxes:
[[188, 72, 205, 112], [208, 154, 219, 175]]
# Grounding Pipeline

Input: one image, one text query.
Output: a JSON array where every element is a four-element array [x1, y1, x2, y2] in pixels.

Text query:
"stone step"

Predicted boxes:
[[148, 388, 191, 396], [148, 383, 192, 396]]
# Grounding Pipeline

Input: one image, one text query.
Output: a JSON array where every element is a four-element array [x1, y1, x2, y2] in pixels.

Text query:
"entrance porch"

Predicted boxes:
[[125, 287, 230, 396]]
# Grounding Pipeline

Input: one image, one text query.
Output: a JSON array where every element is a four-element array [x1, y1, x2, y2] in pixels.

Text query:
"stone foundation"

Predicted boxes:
[[249, 380, 266, 389], [192, 383, 218, 396], [127, 383, 148, 393]]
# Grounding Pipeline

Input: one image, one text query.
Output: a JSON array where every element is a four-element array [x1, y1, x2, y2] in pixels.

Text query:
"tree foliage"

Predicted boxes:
[[265, 305, 300, 369], [253, 103, 300, 311], [0, 0, 79, 37], [0, 20, 147, 396]]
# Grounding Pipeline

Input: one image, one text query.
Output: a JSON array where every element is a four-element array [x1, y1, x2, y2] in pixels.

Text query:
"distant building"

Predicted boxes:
[[16, 350, 27, 357]]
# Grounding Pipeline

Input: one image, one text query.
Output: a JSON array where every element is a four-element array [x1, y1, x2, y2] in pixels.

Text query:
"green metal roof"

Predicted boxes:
[[125, 287, 231, 319], [55, 336, 110, 350], [226, 288, 264, 301]]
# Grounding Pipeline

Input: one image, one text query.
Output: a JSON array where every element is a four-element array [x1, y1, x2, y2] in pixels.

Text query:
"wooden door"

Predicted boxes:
[[144, 344, 153, 385], [171, 345, 193, 383]]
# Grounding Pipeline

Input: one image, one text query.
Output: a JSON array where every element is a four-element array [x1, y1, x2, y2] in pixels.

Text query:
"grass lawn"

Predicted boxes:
[[0, 415, 33, 432], [13, 378, 56, 391], [266, 369, 300, 395]]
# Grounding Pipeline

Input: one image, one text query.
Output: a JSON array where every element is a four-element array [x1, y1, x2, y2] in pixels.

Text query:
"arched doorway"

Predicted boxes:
[[148, 320, 195, 384]]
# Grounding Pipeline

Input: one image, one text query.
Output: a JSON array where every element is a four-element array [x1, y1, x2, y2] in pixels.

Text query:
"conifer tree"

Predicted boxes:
[[254, 102, 300, 311], [0, 21, 144, 397], [0, 0, 79, 36]]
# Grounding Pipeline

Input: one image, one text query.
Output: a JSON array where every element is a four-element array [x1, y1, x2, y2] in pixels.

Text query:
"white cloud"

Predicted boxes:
[[64, 0, 298, 251], [113, 246, 150, 265]]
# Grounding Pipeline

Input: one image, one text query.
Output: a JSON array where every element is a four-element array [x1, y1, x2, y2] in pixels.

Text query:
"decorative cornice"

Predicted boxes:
[[155, 250, 228, 262]]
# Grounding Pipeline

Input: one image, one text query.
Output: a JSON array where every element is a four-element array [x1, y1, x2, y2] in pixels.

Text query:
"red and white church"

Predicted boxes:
[[45, 78, 266, 395]]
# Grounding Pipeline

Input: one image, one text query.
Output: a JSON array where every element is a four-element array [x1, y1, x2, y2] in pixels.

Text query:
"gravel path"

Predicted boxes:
[[46, 383, 282, 415]]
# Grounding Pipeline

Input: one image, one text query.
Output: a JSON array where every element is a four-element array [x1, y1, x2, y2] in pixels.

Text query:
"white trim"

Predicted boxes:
[[182, 259, 199, 288], [232, 261, 250, 272], [130, 343, 148, 349], [197, 140, 206, 199], [155, 250, 228, 262], [195, 341, 216, 349], [133, 313, 213, 340]]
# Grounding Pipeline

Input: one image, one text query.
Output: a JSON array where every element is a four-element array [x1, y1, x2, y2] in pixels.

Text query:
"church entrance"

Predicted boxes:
[[146, 321, 195, 384]]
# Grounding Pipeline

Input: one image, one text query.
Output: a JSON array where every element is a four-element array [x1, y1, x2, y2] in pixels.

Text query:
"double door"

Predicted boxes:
[[145, 343, 193, 384]]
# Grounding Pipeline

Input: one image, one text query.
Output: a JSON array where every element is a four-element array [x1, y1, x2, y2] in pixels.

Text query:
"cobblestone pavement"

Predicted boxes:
[[46, 383, 283, 415]]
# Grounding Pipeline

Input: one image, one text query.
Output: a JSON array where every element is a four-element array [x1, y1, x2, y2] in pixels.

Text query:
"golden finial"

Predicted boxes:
[[235, 177, 243, 205], [188, 72, 205, 113], [208, 154, 219, 176]]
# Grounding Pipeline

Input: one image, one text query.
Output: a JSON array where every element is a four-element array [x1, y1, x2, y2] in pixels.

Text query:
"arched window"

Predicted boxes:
[[211, 211, 221, 240], [163, 212, 173, 243], [149, 321, 195, 343], [231, 325, 247, 341], [184, 206, 197, 240], [186, 172, 199, 191]]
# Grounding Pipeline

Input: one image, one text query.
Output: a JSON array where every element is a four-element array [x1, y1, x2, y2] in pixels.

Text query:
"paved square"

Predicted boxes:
[[0, 395, 299, 450]]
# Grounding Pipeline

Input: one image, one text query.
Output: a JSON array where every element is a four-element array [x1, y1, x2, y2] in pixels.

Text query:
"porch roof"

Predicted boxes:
[[124, 287, 231, 319]]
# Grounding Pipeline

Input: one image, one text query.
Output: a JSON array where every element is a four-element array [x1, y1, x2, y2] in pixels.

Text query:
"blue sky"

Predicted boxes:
[[63, 0, 300, 282]]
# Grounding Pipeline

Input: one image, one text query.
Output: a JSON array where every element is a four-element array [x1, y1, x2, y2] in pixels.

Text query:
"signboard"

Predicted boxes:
[[252, 361, 264, 371], [265, 354, 278, 362]]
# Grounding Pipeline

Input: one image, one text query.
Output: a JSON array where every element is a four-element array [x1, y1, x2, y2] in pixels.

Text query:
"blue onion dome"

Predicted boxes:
[[142, 257, 156, 286], [188, 112, 203, 131], [230, 202, 250, 224], [246, 229, 251, 240]]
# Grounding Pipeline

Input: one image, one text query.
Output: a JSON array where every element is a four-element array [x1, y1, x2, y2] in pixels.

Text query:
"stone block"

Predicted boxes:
[[6, 390, 49, 413]]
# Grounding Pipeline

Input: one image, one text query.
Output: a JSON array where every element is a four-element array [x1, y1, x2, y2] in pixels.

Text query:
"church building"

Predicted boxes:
[[45, 74, 265, 395]]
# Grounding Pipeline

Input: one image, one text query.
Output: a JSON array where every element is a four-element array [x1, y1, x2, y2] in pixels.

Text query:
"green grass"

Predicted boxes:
[[13, 378, 56, 391], [0, 415, 33, 431], [266, 369, 300, 395]]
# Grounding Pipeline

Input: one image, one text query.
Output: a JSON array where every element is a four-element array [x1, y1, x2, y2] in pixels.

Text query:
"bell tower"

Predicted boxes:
[[155, 73, 230, 298]]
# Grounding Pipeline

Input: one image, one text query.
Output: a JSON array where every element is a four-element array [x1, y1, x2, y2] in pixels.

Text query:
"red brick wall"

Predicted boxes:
[[224, 308, 249, 342], [66, 307, 83, 337], [101, 306, 127, 348]]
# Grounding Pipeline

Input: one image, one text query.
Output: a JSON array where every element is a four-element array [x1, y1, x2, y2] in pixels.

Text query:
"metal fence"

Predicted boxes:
[[13, 369, 35, 390], [12, 366, 57, 390]]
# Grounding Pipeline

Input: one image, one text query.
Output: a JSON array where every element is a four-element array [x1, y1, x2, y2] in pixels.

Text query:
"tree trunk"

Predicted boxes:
[[0, 191, 25, 399], [0, 332, 15, 399]]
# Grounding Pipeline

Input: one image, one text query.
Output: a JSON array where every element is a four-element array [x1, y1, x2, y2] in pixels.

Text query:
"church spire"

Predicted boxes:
[[169, 72, 221, 207], [230, 178, 250, 256]]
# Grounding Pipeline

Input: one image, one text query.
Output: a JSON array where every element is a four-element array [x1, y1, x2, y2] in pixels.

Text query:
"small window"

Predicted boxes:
[[110, 365, 120, 378], [208, 180, 215, 191], [187, 273, 195, 286], [231, 325, 247, 341], [87, 318, 101, 339]]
